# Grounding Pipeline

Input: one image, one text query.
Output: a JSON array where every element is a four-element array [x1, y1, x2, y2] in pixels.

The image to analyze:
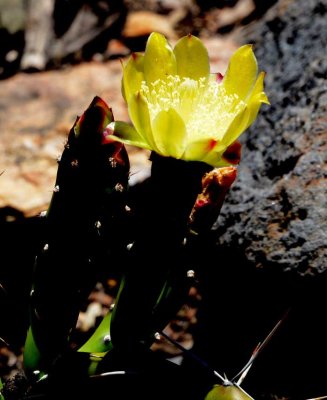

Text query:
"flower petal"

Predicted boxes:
[[122, 52, 145, 102], [128, 92, 159, 152], [143, 32, 177, 84], [151, 108, 187, 158], [201, 150, 233, 168], [183, 137, 232, 167], [215, 71, 269, 151], [245, 71, 269, 128], [104, 121, 151, 150], [220, 105, 249, 147], [185, 107, 247, 167], [184, 138, 221, 161], [203, 72, 269, 166], [174, 34, 210, 81], [178, 78, 199, 121], [222, 44, 258, 101]]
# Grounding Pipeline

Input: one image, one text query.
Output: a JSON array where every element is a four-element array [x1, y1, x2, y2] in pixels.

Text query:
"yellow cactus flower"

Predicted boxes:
[[104, 32, 269, 167]]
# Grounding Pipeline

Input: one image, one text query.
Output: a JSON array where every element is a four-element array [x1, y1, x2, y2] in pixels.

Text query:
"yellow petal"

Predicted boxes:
[[122, 52, 145, 102], [194, 108, 248, 167], [218, 71, 269, 150], [128, 92, 159, 152], [143, 32, 177, 84], [151, 108, 187, 158], [200, 72, 269, 167], [247, 71, 269, 105], [222, 44, 258, 101], [184, 137, 221, 161], [174, 34, 210, 81], [245, 71, 269, 128], [200, 149, 230, 168], [106, 121, 151, 150], [195, 140, 242, 167], [220, 105, 249, 147], [178, 78, 199, 121]]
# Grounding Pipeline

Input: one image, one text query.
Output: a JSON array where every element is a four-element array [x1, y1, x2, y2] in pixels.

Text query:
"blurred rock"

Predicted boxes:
[[202, 35, 238, 73], [124, 0, 198, 14], [122, 10, 177, 39], [20, 0, 54, 71], [216, 0, 327, 275], [27, 0, 127, 67], [202, 0, 255, 34], [0, 0, 128, 77], [0, 0, 25, 34]]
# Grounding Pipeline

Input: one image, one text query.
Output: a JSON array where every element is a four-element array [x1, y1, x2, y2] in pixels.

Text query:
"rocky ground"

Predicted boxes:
[[0, 0, 326, 399]]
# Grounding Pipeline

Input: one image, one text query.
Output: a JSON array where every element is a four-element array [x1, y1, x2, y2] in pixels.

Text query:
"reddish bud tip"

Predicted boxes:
[[217, 166, 237, 187]]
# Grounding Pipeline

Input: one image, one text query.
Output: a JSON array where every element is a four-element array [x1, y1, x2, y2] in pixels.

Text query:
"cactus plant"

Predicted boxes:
[[7, 31, 324, 400]]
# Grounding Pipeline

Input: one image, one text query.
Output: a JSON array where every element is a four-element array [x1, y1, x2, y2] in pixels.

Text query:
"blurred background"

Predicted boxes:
[[0, 1, 326, 399]]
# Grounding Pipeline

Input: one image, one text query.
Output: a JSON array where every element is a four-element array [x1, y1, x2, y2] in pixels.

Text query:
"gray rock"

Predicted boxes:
[[216, 0, 327, 275]]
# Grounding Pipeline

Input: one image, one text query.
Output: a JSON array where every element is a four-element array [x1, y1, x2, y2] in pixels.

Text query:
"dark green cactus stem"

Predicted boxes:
[[24, 97, 130, 378], [107, 152, 212, 353]]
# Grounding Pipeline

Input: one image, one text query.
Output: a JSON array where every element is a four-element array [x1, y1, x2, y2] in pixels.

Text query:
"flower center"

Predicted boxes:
[[140, 75, 245, 141]]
